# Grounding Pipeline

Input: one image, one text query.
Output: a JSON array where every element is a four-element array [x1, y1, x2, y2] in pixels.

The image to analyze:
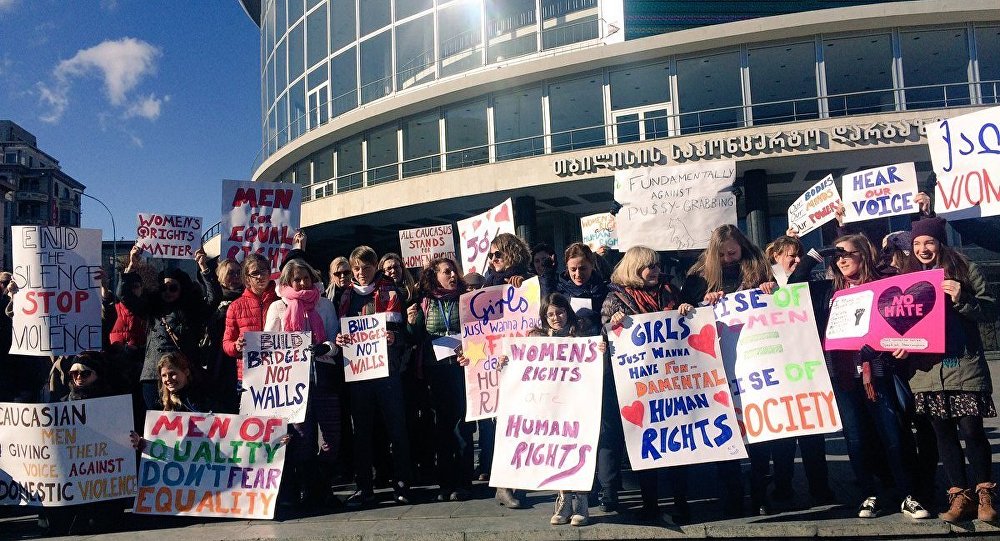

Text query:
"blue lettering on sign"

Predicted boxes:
[[470, 286, 529, 325], [713, 289, 768, 318]]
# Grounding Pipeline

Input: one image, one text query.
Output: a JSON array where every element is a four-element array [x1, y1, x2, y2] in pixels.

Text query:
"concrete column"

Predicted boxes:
[[742, 169, 770, 248], [514, 195, 536, 247]]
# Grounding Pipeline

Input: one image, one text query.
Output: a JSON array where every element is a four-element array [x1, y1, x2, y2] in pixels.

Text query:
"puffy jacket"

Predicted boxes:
[[222, 282, 278, 378], [109, 301, 147, 347]]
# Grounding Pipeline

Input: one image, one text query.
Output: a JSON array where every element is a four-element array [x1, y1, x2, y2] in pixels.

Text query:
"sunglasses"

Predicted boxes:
[[835, 250, 860, 260], [161, 282, 180, 293], [69, 369, 93, 379], [487, 251, 504, 260], [333, 271, 351, 278], [247, 270, 268, 279]]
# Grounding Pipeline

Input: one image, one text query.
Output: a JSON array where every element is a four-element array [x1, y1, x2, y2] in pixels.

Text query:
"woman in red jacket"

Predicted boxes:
[[222, 253, 277, 389]]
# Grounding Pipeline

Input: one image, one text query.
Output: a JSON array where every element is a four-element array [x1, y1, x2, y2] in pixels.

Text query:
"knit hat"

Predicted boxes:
[[910, 217, 948, 245], [463, 272, 485, 289]]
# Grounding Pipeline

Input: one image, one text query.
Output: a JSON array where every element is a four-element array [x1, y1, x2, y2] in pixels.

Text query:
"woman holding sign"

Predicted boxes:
[[222, 253, 278, 383], [901, 217, 997, 522]]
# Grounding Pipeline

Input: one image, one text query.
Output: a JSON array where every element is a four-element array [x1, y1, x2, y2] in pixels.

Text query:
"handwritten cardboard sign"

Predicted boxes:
[[460, 277, 541, 421], [134, 411, 286, 519], [580, 213, 618, 251], [10, 226, 102, 356], [398, 225, 456, 269], [490, 336, 603, 491], [457, 198, 515, 275], [825, 269, 945, 353], [220, 180, 301, 273], [0, 396, 136, 506], [136, 213, 203, 259], [240, 332, 312, 423], [341, 313, 389, 382], [614, 161, 737, 251], [607, 309, 746, 468], [842, 163, 918, 223], [713, 284, 840, 444], [927, 106, 1000, 220], [788, 175, 842, 236]]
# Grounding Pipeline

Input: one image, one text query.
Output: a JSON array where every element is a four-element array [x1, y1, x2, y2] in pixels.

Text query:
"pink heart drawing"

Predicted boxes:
[[472, 219, 482, 230], [713, 391, 730, 407], [611, 324, 624, 337], [621, 401, 644, 427], [494, 204, 511, 222], [688, 324, 717, 358]]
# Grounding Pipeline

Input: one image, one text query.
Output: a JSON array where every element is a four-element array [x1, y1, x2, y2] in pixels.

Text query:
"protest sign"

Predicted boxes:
[[460, 277, 541, 421], [134, 411, 286, 519], [607, 309, 746, 469], [240, 332, 312, 423], [927, 106, 1000, 220], [580, 213, 618, 251], [136, 213, 203, 259], [825, 269, 945, 353], [490, 336, 603, 491], [220, 180, 301, 273], [0, 396, 136, 506], [398, 225, 455, 269], [457, 198, 515, 275], [341, 313, 389, 382], [614, 161, 737, 251], [842, 163, 918, 223], [713, 284, 840, 444], [10, 226, 102, 355], [787, 175, 842, 236]]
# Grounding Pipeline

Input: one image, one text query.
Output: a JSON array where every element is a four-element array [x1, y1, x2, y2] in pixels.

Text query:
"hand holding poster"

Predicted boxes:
[[927, 106, 1000, 220], [341, 313, 389, 382], [220, 180, 301, 272], [842, 163, 918, 223], [580, 213, 618, 251], [134, 411, 286, 519], [713, 284, 840, 443], [607, 309, 746, 468], [825, 269, 945, 353], [10, 226, 102, 355], [787, 175, 842, 236], [457, 198, 515, 275], [490, 336, 603, 491], [0, 396, 136, 506], [240, 332, 312, 423], [136, 213, 203, 259], [398, 224, 455, 269]]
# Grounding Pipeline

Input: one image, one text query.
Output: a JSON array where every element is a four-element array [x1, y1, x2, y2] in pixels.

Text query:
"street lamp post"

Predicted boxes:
[[75, 189, 117, 294]]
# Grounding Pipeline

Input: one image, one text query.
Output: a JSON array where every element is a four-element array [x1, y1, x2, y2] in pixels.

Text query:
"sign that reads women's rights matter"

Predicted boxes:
[[841, 163, 918, 223], [457, 198, 515, 275], [787, 175, 842, 236], [220, 180, 300, 273], [341, 313, 389, 382], [927, 106, 1000, 220], [825, 269, 945, 353], [136, 213, 203, 259], [460, 278, 541, 421], [0, 396, 136, 506], [134, 411, 286, 519], [607, 309, 746, 469], [10, 226, 102, 355], [241, 332, 311, 423], [490, 336, 603, 491], [713, 284, 840, 444], [398, 224, 455, 269]]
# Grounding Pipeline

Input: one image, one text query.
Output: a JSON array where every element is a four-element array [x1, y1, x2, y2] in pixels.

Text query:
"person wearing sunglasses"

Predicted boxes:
[[325, 256, 352, 306], [195, 258, 245, 413]]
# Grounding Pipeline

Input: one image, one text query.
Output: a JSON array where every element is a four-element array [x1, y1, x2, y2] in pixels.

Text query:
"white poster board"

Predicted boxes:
[[787, 175, 842, 237], [927, 106, 1000, 220], [220, 180, 301, 273], [341, 313, 390, 382], [240, 331, 312, 423], [841, 163, 918, 223], [457, 198, 515, 275], [136, 213, 203, 259], [398, 225, 456, 269], [580, 212, 618, 251]]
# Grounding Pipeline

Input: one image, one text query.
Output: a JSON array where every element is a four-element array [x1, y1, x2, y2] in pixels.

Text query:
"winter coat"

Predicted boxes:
[[109, 301, 147, 347], [222, 282, 278, 378], [539, 269, 608, 332]]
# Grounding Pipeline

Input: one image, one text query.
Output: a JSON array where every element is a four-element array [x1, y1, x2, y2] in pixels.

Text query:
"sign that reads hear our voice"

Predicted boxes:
[[220, 180, 300, 273], [398, 225, 455, 269], [841, 163, 918, 223], [136, 213, 203, 259]]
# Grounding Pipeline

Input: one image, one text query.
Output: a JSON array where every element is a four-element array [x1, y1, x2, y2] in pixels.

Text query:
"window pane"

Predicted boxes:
[[313, 148, 334, 183], [289, 22, 305, 83], [360, 0, 390, 36], [367, 124, 398, 184], [307, 6, 328, 68], [289, 79, 306, 139], [445, 99, 488, 169], [308, 63, 328, 90], [276, 0, 287, 37], [361, 31, 392, 103], [610, 62, 670, 109], [395, 0, 431, 20], [541, 0, 596, 20], [330, 0, 356, 52], [287, 0, 304, 25], [294, 159, 310, 185], [264, 3, 276, 56], [824, 34, 895, 116], [487, 0, 536, 63], [332, 47, 357, 115], [494, 86, 543, 160], [396, 15, 435, 90], [542, 14, 598, 50], [439, 1, 483, 77], [337, 135, 363, 191], [276, 38, 287, 92], [677, 51, 744, 133], [901, 28, 970, 109], [549, 74, 605, 152], [749, 41, 818, 125], [615, 113, 640, 143], [277, 93, 288, 147], [403, 111, 440, 177], [979, 26, 1000, 104], [307, 0, 323, 9]]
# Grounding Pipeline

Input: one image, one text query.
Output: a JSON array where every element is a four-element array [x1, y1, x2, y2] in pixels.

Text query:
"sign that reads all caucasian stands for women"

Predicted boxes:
[[713, 284, 840, 444], [927, 106, 1000, 220], [580, 212, 618, 251], [787, 175, 842, 236], [841, 163, 918, 223], [240, 332, 312, 423], [825, 269, 945, 353], [134, 411, 286, 519], [220, 180, 300, 273], [341, 313, 389, 382], [0, 396, 137, 506], [490, 336, 603, 491], [10, 226, 102, 356], [136, 213, 203, 259], [457, 198, 515, 275], [607, 309, 747, 469], [398, 224, 456, 269]]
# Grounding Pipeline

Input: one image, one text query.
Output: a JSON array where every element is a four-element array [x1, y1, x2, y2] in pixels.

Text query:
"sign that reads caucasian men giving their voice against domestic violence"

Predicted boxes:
[[787, 175, 842, 237], [927, 106, 1000, 220], [341, 313, 389, 382], [0, 396, 136, 506], [221, 180, 300, 273], [134, 411, 286, 519], [607, 309, 747, 468], [136, 213, 203, 259], [240, 332, 312, 423], [10, 226, 102, 355]]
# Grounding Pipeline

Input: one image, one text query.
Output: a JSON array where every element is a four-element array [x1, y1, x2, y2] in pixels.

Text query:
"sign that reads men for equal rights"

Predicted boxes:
[[0, 396, 136, 506], [841, 163, 918, 223], [10, 226, 102, 355], [398, 224, 456, 269], [134, 411, 286, 519], [607, 309, 746, 469], [340, 313, 389, 382], [713, 284, 840, 444], [927, 106, 1000, 220], [580, 212, 618, 251], [825, 269, 945, 353], [220, 180, 301, 273], [240, 332, 312, 423], [460, 278, 541, 421], [490, 336, 603, 491], [614, 161, 736, 251], [787, 175, 842, 236], [457, 198, 515, 275], [136, 213, 203, 259]]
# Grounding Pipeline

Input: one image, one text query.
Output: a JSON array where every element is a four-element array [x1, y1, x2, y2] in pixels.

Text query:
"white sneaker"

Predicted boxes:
[[858, 496, 881, 518], [901, 495, 931, 519]]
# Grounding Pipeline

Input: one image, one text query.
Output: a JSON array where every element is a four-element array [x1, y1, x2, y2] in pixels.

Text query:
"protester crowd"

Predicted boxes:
[[1, 189, 997, 535]]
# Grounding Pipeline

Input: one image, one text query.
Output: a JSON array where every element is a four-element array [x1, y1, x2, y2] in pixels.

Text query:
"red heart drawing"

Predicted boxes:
[[494, 204, 511, 222], [688, 324, 717, 358], [621, 401, 644, 427], [713, 391, 730, 407], [472, 219, 482, 230], [611, 324, 624, 337]]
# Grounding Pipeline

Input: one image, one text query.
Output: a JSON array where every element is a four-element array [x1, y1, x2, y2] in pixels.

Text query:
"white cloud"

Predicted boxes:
[[100, 0, 118, 11], [124, 93, 169, 120], [0, 0, 19, 12]]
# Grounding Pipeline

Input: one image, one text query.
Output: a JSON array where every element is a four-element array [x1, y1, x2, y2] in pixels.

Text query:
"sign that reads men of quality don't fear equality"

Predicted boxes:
[[841, 163, 918, 224], [135, 213, 203, 259], [220, 180, 300, 273], [240, 332, 312, 423], [927, 106, 1000, 220]]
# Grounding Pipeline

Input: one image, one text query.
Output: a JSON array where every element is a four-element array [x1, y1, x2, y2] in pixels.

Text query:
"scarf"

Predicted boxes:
[[279, 285, 327, 344], [428, 286, 461, 301], [624, 286, 663, 314]]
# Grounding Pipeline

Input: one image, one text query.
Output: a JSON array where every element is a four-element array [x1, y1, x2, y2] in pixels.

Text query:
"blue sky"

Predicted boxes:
[[0, 0, 261, 240]]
